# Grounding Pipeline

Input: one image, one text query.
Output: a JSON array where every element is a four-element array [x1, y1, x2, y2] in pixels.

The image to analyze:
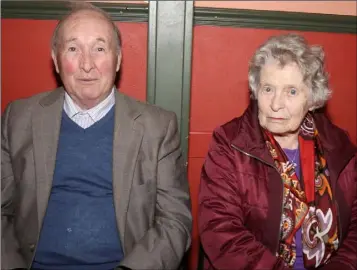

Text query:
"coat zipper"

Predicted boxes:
[[330, 155, 355, 245], [328, 152, 357, 251], [230, 144, 284, 255], [231, 143, 352, 258], [335, 201, 342, 247]]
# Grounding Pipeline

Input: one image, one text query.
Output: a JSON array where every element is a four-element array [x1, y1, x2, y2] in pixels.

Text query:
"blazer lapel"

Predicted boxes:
[[32, 88, 64, 232], [112, 90, 143, 250]]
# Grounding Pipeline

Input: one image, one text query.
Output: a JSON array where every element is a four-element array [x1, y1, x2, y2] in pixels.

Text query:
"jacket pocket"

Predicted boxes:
[[126, 182, 156, 242]]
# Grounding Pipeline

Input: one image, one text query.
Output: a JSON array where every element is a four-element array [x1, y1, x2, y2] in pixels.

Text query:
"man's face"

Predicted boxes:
[[52, 11, 121, 109]]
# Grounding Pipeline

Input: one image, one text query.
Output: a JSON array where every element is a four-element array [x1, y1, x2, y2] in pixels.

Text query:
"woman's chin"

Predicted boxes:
[[265, 126, 289, 135]]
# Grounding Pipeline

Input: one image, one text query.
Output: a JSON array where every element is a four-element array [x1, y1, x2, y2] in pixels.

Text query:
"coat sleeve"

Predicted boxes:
[[1, 102, 27, 269], [119, 112, 192, 270], [320, 155, 357, 270], [198, 127, 289, 270]]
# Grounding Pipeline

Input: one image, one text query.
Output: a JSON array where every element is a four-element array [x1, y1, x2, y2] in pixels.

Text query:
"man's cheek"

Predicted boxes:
[[60, 59, 76, 74], [97, 60, 117, 74]]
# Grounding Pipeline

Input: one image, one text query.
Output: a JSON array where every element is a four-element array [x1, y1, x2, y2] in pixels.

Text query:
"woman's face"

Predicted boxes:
[[257, 60, 313, 136]]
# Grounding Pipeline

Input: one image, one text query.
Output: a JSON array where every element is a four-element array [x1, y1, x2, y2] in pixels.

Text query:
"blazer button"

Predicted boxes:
[[29, 244, 36, 252]]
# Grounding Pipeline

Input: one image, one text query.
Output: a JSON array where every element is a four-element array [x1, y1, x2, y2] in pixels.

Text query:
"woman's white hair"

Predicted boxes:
[[248, 33, 331, 109]]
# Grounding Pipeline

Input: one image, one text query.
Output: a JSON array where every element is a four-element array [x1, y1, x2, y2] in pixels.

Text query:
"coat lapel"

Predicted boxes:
[[112, 90, 143, 251], [32, 88, 64, 232]]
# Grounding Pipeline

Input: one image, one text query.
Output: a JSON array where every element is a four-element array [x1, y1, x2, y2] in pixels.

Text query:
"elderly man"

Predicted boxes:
[[1, 3, 192, 270]]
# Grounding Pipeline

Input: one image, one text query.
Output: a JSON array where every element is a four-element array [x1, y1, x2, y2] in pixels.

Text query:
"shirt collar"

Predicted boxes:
[[63, 87, 116, 122]]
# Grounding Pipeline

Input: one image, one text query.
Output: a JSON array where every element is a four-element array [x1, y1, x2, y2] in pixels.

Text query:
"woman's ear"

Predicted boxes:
[[307, 92, 316, 112], [308, 103, 317, 113]]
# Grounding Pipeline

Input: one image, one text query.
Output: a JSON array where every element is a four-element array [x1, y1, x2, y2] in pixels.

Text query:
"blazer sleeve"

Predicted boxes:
[[119, 112, 192, 270], [198, 127, 289, 270], [320, 155, 357, 270], [1, 102, 27, 269]]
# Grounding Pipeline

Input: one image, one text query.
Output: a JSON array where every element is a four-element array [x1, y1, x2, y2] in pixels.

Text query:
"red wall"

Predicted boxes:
[[1, 19, 148, 110], [2, 18, 357, 270], [188, 25, 357, 269]]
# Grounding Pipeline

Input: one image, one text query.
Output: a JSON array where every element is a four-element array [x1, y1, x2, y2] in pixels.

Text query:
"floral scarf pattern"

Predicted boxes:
[[262, 113, 339, 268]]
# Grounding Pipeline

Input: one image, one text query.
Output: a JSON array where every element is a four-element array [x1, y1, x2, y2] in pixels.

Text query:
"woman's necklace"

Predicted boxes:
[[290, 148, 299, 168]]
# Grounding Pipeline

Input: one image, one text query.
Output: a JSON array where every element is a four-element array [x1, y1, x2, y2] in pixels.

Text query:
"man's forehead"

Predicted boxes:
[[61, 10, 112, 34]]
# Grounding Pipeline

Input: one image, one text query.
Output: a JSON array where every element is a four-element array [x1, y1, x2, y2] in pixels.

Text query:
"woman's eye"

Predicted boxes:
[[68, 47, 76, 52], [289, 88, 297, 95]]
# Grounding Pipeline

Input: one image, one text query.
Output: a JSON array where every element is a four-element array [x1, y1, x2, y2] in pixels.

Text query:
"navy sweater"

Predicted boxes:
[[32, 107, 123, 270]]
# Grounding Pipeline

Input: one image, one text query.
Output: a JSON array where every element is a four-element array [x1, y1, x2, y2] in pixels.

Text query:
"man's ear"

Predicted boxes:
[[116, 52, 122, 72], [51, 50, 60, 74]]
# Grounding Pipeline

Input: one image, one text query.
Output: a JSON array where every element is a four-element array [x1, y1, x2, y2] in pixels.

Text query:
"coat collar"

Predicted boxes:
[[33, 87, 64, 233], [230, 100, 274, 166], [112, 89, 144, 249]]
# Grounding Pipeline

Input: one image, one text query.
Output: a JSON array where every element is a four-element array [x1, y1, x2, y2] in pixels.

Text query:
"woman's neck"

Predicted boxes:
[[273, 133, 299, 149]]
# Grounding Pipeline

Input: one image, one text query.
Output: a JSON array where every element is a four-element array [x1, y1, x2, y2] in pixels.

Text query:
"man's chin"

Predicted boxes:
[[72, 94, 105, 110], [78, 90, 105, 102]]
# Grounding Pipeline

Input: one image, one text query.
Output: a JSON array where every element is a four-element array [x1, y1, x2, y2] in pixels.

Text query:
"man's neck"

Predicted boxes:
[[66, 88, 114, 111]]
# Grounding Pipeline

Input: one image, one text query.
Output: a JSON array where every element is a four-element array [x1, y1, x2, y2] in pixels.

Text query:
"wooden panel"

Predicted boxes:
[[147, 1, 193, 163], [194, 1, 357, 16], [1, 1, 149, 22]]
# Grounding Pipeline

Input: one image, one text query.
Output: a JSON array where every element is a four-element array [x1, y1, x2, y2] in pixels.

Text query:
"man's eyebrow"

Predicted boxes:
[[64, 37, 77, 43], [64, 37, 107, 43], [96, 37, 107, 43]]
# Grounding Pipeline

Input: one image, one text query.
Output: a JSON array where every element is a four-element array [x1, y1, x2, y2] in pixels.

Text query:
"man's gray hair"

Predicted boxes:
[[51, 2, 122, 55], [248, 33, 331, 109]]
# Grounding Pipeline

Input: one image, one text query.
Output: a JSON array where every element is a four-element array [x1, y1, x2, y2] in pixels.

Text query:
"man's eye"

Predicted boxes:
[[264, 87, 271, 92], [68, 47, 76, 52], [96, 47, 105, 52]]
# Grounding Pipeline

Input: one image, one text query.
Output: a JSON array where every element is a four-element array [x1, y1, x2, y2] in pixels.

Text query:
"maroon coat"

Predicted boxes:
[[198, 101, 357, 270]]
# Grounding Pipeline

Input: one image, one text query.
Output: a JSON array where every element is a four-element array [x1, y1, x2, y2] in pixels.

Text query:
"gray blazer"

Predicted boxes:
[[1, 87, 192, 270]]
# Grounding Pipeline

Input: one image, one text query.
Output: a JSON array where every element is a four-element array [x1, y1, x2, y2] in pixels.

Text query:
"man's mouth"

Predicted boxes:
[[77, 78, 98, 84], [78, 78, 97, 81]]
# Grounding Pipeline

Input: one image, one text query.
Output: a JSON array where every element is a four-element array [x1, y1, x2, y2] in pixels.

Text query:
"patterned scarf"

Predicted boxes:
[[262, 113, 339, 268]]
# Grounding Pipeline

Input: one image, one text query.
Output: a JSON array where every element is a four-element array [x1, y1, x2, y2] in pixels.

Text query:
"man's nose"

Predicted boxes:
[[270, 92, 285, 111], [79, 52, 94, 73]]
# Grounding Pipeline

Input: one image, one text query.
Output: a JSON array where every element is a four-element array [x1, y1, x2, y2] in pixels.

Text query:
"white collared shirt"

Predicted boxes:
[[63, 88, 115, 129]]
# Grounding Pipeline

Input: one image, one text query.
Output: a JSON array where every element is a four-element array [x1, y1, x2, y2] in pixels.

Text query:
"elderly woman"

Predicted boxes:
[[198, 33, 357, 270]]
